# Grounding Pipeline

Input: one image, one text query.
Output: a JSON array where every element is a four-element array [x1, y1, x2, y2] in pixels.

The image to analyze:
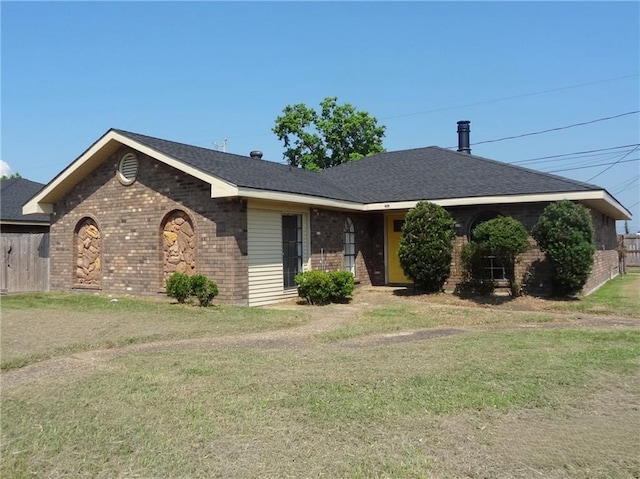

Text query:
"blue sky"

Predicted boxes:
[[2, 1, 639, 232]]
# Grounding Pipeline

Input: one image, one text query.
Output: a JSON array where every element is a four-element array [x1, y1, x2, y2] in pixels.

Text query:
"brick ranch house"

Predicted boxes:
[[23, 122, 631, 306]]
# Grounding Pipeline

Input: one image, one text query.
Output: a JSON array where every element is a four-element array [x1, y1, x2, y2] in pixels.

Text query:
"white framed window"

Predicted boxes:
[[344, 217, 356, 275], [118, 153, 139, 185]]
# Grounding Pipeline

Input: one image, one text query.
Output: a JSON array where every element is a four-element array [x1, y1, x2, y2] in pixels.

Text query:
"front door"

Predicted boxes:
[[386, 214, 411, 284]]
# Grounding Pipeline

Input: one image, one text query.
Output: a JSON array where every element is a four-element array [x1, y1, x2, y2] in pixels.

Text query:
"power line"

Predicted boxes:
[[544, 158, 639, 173], [586, 145, 640, 182], [467, 111, 639, 148], [380, 74, 639, 120], [512, 144, 640, 165], [612, 175, 639, 195]]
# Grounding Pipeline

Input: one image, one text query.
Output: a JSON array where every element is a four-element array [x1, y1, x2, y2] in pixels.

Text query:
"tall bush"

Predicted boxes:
[[471, 216, 530, 296], [398, 201, 455, 293], [532, 200, 595, 296]]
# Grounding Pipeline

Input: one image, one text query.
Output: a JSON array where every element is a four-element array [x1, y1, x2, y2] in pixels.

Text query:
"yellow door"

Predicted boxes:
[[386, 214, 411, 284]]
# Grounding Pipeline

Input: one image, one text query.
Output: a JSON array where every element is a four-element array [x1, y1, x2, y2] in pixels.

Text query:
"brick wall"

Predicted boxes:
[[309, 209, 385, 286], [582, 250, 619, 295], [50, 147, 248, 304], [445, 202, 618, 296]]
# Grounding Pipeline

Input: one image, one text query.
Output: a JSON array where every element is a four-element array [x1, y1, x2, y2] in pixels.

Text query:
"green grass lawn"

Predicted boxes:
[[1, 293, 308, 370], [1, 275, 639, 478]]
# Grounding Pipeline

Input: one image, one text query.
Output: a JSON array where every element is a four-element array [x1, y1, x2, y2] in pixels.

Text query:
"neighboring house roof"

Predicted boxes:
[[1, 177, 50, 226], [23, 128, 632, 221]]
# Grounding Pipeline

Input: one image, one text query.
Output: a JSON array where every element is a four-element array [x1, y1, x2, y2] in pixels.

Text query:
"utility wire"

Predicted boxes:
[[513, 144, 640, 165], [544, 158, 638, 173], [455, 111, 639, 148], [380, 74, 639, 120], [586, 145, 640, 182]]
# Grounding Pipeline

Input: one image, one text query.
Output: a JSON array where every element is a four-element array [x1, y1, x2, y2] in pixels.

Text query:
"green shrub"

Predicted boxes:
[[532, 200, 595, 296], [295, 270, 334, 305], [190, 274, 219, 307], [166, 272, 191, 304], [398, 201, 456, 293], [329, 271, 355, 302], [471, 216, 530, 297], [458, 242, 496, 295]]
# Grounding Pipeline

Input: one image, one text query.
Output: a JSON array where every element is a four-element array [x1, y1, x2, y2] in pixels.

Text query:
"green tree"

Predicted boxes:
[[532, 200, 596, 296], [398, 201, 456, 293], [0, 172, 21, 181], [273, 97, 386, 170], [471, 216, 530, 296]]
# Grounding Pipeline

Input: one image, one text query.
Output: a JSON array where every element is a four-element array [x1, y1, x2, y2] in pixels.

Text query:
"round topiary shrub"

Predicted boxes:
[[532, 200, 595, 296], [398, 201, 456, 293]]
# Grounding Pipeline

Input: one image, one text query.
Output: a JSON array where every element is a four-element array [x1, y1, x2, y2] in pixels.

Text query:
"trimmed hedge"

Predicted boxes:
[[295, 270, 355, 305], [166, 272, 219, 306]]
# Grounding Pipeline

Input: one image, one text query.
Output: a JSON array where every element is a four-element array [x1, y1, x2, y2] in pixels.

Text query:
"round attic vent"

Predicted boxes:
[[118, 153, 139, 185]]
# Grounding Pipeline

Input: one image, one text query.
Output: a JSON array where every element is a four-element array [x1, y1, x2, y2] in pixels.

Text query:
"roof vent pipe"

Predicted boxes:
[[457, 120, 471, 154], [249, 150, 263, 159]]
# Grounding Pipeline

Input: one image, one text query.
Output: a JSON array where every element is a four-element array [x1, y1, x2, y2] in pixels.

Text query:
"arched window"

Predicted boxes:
[[75, 217, 102, 286], [344, 217, 356, 275], [161, 210, 196, 285], [468, 211, 506, 281]]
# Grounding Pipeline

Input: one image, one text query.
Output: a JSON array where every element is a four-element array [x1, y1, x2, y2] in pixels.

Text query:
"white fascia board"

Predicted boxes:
[[0, 219, 50, 226], [113, 133, 231, 190], [23, 202, 54, 215], [23, 132, 121, 215], [235, 188, 365, 211], [363, 190, 632, 220], [23, 130, 239, 214]]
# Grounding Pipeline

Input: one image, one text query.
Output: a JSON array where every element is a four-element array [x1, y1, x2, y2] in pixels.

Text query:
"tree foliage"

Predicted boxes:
[[471, 216, 530, 296], [398, 201, 456, 293], [0, 172, 21, 181], [273, 97, 386, 170], [532, 200, 596, 296]]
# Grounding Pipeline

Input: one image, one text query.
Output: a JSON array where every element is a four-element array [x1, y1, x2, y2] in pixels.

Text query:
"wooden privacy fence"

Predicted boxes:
[[0, 232, 50, 293], [621, 234, 640, 268]]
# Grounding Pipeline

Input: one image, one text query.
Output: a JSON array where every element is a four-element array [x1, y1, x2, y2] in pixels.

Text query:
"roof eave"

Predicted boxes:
[[23, 129, 240, 216], [0, 219, 50, 227], [234, 187, 365, 211], [363, 190, 632, 220]]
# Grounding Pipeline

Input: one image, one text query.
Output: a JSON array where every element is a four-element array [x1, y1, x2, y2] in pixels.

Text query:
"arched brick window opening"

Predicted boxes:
[[344, 217, 356, 275], [75, 217, 102, 286], [161, 210, 196, 285]]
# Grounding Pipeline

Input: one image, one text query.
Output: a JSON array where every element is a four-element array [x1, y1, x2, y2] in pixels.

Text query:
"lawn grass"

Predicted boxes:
[[553, 269, 640, 316], [2, 277, 639, 477], [2, 328, 638, 478], [317, 303, 557, 342], [1, 293, 308, 370]]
